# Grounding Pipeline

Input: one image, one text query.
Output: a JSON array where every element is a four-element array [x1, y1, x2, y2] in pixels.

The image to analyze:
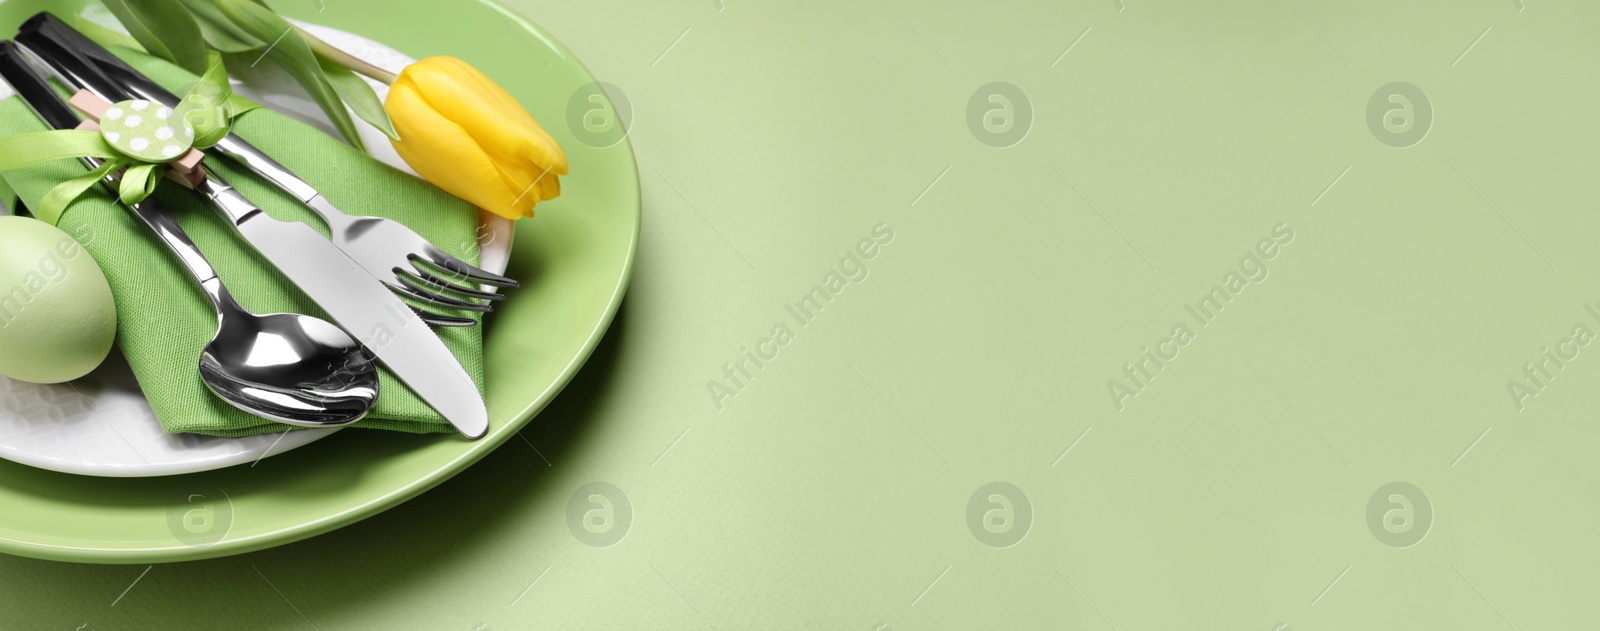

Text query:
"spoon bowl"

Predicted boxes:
[[199, 308, 379, 427]]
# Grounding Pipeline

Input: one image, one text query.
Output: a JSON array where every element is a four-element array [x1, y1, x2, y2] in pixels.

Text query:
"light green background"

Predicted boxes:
[[8, 0, 1600, 628]]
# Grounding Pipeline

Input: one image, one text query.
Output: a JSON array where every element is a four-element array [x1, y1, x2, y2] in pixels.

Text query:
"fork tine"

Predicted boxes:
[[396, 284, 484, 325], [413, 308, 478, 327], [422, 247, 520, 288], [399, 266, 508, 302], [388, 279, 495, 313]]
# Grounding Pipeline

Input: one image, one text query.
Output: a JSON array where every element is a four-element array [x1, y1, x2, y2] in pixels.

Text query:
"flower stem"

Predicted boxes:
[[297, 26, 399, 84]]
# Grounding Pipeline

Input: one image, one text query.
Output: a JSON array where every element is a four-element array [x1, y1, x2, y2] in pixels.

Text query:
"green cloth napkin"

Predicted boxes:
[[0, 47, 484, 437]]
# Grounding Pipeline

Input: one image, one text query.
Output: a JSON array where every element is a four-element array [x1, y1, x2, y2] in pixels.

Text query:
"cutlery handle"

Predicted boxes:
[[195, 167, 265, 227], [12, 17, 133, 103], [124, 199, 235, 314], [0, 41, 235, 314], [206, 137, 320, 202], [18, 13, 322, 203], [0, 41, 80, 130]]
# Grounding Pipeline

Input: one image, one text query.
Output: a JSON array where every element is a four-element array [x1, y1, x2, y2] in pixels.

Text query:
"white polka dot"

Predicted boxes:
[[124, 115, 141, 127], [103, 108, 123, 120], [130, 137, 149, 151], [130, 100, 149, 111], [155, 126, 174, 140], [184, 128, 193, 138], [161, 145, 182, 158], [103, 132, 119, 143], [156, 107, 171, 120]]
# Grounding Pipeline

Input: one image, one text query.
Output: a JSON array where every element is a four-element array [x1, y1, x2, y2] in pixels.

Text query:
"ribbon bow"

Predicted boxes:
[[0, 52, 258, 225]]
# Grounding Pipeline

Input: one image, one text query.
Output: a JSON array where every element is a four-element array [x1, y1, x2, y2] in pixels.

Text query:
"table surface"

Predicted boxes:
[[9, 0, 1600, 628]]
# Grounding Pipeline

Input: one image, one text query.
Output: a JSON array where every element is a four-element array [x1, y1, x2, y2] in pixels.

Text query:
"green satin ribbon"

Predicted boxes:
[[0, 51, 259, 225]]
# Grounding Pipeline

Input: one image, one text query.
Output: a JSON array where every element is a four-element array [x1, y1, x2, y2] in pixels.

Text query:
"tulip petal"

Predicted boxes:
[[388, 81, 526, 219], [432, 57, 549, 147], [487, 145, 557, 211], [403, 56, 568, 177], [539, 173, 561, 201]]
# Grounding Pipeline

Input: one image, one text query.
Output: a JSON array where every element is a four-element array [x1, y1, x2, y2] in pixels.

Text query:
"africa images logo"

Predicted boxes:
[[1107, 222, 1295, 410], [707, 222, 895, 411], [0, 233, 90, 329]]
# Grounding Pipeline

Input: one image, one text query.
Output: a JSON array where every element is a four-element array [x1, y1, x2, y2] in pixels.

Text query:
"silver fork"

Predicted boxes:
[[167, 126, 518, 329], [305, 195, 518, 328], [13, 20, 516, 328]]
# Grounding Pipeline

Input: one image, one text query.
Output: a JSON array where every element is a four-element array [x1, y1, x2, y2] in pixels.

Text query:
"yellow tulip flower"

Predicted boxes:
[[386, 56, 567, 220]]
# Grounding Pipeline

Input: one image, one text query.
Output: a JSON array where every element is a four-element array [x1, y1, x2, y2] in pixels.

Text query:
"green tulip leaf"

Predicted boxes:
[[71, 12, 146, 52], [213, 0, 365, 150], [100, 0, 208, 74], [319, 57, 400, 142], [177, 0, 263, 52]]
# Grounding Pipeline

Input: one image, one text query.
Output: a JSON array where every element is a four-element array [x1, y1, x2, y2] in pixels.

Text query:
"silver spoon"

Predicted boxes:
[[142, 200, 380, 427]]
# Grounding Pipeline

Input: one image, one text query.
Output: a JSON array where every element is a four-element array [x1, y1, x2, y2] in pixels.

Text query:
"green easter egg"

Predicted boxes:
[[0, 217, 117, 384], [100, 99, 193, 163]]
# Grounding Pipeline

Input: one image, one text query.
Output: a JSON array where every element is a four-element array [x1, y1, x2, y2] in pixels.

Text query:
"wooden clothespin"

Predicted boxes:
[[68, 90, 207, 189]]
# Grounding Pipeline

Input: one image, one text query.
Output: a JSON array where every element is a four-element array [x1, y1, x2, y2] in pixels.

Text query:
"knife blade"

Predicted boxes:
[[223, 193, 490, 438]]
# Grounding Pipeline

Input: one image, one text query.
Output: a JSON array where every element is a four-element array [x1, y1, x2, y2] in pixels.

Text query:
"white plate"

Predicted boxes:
[[0, 17, 512, 478]]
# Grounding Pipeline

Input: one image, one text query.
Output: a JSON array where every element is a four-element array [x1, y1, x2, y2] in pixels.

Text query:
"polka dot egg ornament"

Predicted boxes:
[[100, 99, 193, 163]]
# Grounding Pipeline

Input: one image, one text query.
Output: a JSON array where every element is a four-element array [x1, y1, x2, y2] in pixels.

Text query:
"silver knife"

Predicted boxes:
[[197, 172, 489, 438]]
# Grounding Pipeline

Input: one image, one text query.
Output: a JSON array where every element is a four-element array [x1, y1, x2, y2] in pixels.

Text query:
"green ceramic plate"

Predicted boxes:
[[0, 0, 638, 563]]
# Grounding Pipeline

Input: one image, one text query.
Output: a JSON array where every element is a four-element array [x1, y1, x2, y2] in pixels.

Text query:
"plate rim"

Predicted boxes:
[[0, 0, 640, 563]]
